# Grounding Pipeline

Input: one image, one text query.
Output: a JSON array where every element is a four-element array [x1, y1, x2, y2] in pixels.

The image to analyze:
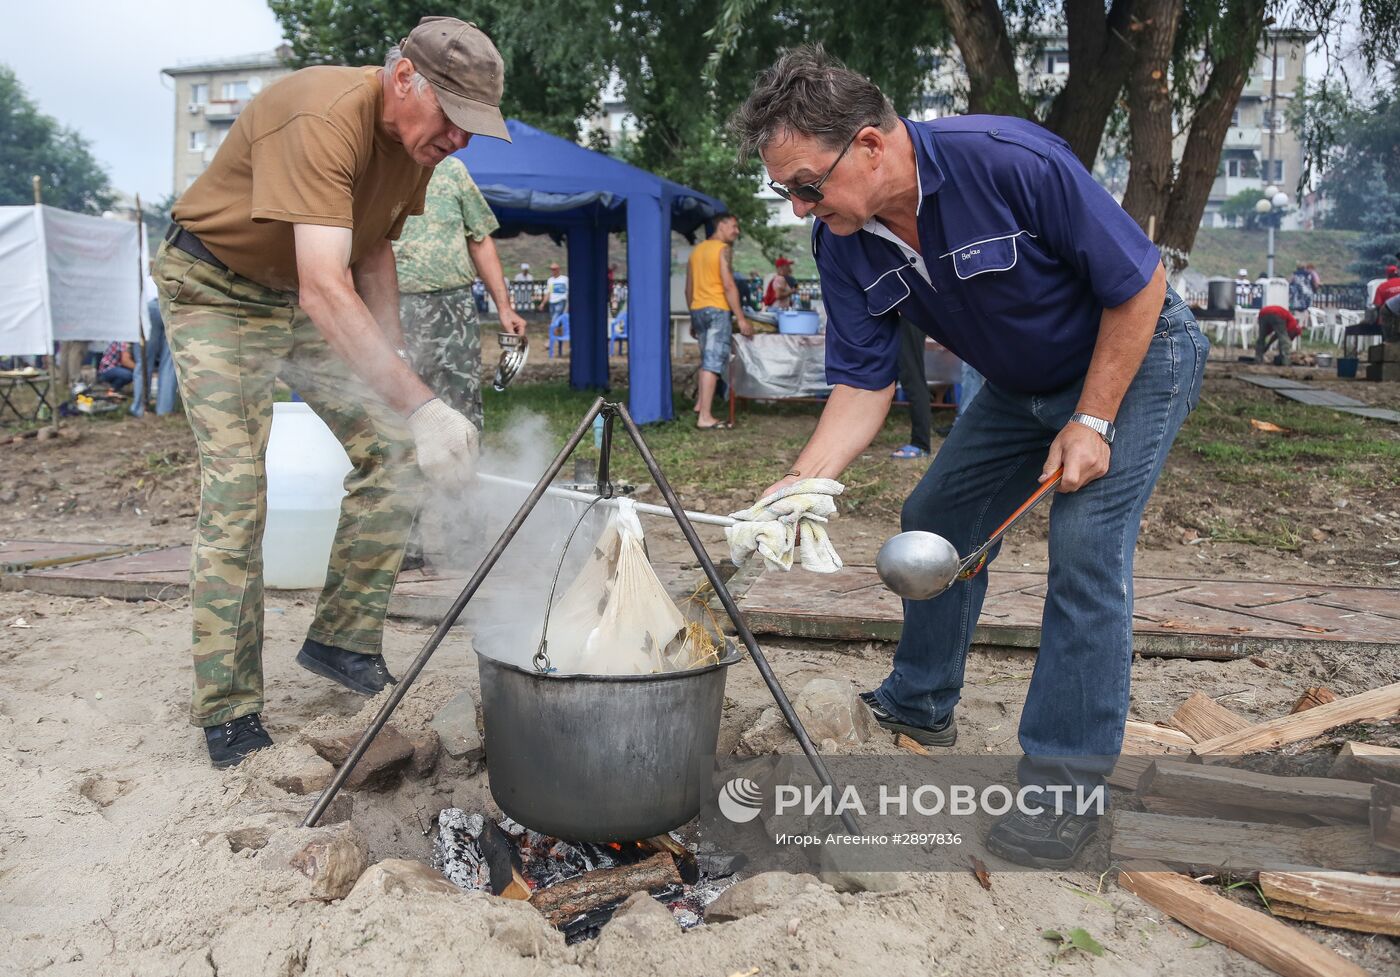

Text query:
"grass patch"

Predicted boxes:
[[1205, 518, 1305, 551], [481, 378, 924, 515], [1176, 393, 1400, 476]]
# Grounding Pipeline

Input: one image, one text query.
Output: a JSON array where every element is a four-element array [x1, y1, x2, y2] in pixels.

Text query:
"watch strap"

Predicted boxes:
[[1069, 412, 1114, 444]]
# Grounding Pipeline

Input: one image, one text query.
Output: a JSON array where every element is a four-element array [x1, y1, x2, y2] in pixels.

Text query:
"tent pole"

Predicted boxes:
[[135, 193, 150, 414], [32, 175, 60, 431]]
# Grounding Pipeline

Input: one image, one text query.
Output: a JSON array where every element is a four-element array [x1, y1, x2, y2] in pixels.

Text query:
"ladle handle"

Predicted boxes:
[[957, 467, 1063, 578]]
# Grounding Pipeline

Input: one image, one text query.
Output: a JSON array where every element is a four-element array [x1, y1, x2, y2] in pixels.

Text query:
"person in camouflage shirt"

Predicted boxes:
[[394, 156, 525, 567], [394, 156, 525, 430]]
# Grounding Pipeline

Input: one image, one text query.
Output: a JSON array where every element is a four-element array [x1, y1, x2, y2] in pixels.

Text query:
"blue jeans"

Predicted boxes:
[[957, 362, 984, 417], [98, 366, 133, 390], [874, 288, 1208, 789], [132, 298, 179, 415]]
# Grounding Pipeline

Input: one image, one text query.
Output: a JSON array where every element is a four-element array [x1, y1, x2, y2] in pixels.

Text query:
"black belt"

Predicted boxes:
[[165, 223, 227, 272]]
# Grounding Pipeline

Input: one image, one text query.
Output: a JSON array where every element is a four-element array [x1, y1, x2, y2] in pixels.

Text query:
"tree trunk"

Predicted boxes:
[[1043, 0, 1139, 167], [1156, 0, 1267, 273], [1120, 0, 1184, 240], [939, 0, 1024, 115]]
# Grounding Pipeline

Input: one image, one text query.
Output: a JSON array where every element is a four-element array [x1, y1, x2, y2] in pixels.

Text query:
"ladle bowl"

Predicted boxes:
[[876, 530, 960, 600]]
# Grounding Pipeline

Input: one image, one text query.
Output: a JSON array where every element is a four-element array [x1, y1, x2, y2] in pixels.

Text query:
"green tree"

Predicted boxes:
[[1292, 73, 1400, 276], [267, 0, 611, 139], [266, 0, 951, 257], [0, 65, 114, 214], [1220, 187, 1268, 229]]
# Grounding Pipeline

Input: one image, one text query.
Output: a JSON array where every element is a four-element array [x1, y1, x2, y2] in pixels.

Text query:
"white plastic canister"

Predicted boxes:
[[263, 401, 353, 589]]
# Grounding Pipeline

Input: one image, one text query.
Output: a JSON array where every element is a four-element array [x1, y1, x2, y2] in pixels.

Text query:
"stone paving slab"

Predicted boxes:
[[1236, 375, 1400, 422], [1236, 375, 1311, 390], [1282, 388, 1368, 407], [1335, 405, 1400, 423], [725, 563, 1400, 660]]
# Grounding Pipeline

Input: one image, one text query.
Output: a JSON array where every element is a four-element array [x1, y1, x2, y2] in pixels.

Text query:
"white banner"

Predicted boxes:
[[42, 205, 141, 343], [0, 206, 51, 356]]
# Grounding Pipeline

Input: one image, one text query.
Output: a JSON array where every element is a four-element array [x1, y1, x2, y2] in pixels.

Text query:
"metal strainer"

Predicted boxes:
[[493, 332, 529, 391]]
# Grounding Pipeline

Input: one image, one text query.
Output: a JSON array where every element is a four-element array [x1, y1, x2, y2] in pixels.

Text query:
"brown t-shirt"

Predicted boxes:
[[172, 66, 430, 293]]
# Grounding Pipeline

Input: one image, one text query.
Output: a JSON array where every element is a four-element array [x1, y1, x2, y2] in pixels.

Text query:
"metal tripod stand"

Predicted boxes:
[[303, 397, 858, 834]]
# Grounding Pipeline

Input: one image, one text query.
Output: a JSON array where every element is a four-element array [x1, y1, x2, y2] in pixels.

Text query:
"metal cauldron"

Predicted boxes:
[[476, 642, 744, 841], [1207, 277, 1236, 312]]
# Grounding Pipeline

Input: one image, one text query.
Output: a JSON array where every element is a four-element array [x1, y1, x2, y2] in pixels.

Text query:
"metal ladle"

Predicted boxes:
[[876, 467, 1063, 600]]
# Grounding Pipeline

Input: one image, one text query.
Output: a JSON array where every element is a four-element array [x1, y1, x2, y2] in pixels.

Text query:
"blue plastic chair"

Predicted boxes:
[[609, 308, 628, 357], [548, 312, 570, 358]]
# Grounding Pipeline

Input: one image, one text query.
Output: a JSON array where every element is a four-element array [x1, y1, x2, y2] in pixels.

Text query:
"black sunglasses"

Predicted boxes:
[[767, 136, 855, 204]]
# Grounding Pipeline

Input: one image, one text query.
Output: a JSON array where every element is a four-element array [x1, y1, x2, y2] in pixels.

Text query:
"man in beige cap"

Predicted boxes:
[[153, 17, 511, 769]]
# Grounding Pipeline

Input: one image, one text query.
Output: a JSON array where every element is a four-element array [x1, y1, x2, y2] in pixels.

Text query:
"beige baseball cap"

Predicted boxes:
[[401, 16, 510, 142]]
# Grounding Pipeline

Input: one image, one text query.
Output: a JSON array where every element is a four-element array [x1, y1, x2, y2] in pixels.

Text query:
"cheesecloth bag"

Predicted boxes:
[[542, 498, 718, 675]]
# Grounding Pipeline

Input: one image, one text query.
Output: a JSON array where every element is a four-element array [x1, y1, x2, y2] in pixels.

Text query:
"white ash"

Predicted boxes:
[[432, 808, 489, 892]]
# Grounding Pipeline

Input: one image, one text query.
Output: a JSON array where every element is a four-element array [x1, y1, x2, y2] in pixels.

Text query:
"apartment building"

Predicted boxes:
[[162, 47, 292, 194], [1204, 30, 1311, 229]]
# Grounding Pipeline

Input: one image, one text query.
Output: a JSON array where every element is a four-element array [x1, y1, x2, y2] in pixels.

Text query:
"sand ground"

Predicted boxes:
[[2, 581, 1396, 977]]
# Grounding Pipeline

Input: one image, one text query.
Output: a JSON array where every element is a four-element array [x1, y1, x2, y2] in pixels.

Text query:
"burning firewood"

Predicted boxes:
[[477, 820, 531, 900], [529, 851, 682, 926]]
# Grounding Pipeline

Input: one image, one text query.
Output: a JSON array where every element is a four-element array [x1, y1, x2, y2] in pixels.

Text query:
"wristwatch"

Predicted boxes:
[[1069, 412, 1115, 444]]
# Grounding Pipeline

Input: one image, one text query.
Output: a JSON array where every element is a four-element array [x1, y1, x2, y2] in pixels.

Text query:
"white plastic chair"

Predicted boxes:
[[1305, 308, 1331, 344], [1230, 308, 1258, 352]]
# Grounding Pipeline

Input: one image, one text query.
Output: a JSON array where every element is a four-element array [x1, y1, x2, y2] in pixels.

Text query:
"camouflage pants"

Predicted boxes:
[[399, 285, 483, 430], [154, 241, 422, 727], [399, 285, 482, 565]]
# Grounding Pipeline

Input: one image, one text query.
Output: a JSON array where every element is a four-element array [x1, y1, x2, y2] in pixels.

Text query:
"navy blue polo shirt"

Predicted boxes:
[[814, 116, 1161, 394]]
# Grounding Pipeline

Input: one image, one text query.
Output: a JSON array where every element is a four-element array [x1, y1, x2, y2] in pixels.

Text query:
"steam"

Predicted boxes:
[[416, 410, 608, 669]]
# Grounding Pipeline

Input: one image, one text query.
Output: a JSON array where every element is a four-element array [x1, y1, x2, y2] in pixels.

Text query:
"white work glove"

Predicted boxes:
[[725, 478, 845, 573], [407, 398, 479, 491]]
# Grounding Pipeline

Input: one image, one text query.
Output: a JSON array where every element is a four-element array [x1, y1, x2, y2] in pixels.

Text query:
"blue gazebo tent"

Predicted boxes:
[[459, 119, 727, 424]]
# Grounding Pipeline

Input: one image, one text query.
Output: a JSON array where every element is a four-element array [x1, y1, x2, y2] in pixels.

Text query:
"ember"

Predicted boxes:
[[431, 808, 739, 941]]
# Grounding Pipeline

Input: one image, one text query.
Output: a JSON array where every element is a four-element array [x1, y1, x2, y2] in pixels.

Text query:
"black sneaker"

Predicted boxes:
[[858, 690, 958, 747], [296, 638, 397, 695], [205, 713, 273, 769], [985, 808, 1100, 868]]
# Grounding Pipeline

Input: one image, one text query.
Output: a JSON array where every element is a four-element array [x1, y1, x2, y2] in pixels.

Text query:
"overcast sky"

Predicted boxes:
[[6, 0, 285, 204]]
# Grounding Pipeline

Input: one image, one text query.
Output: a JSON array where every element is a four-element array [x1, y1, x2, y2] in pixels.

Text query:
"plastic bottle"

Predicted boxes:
[[593, 413, 605, 449], [263, 402, 352, 589]]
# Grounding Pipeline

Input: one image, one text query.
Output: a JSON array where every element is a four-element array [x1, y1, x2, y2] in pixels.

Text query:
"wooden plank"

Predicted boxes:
[[1118, 868, 1369, 977], [1137, 795, 1320, 828], [1124, 720, 1195, 754], [1110, 721, 1196, 792], [1259, 871, 1400, 937], [1108, 755, 1153, 792], [1291, 687, 1339, 714], [1166, 693, 1251, 742], [0, 538, 139, 573], [1373, 779, 1400, 854], [1110, 811, 1395, 874], [732, 565, 1400, 659], [1191, 683, 1400, 756], [1330, 742, 1400, 782], [1140, 759, 1373, 822]]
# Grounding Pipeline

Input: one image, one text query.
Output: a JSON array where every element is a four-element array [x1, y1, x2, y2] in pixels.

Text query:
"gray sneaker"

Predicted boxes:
[[859, 690, 957, 747]]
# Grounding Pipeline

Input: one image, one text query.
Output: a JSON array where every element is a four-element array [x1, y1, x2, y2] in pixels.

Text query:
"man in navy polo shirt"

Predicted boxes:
[[732, 47, 1208, 867]]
